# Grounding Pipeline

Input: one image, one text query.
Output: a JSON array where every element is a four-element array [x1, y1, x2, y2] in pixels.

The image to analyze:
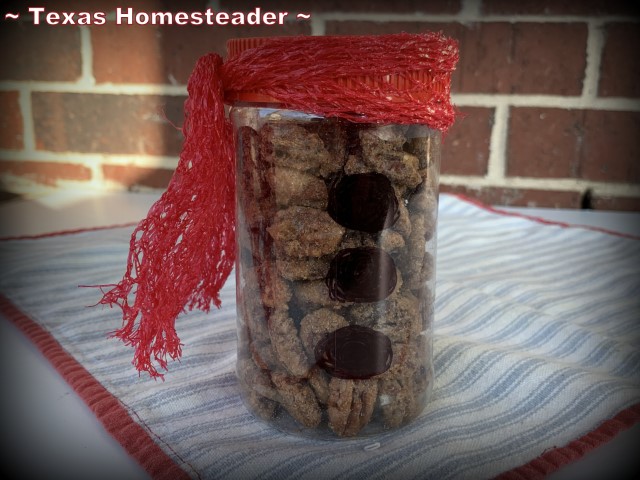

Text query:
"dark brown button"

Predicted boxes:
[[314, 325, 393, 379], [326, 247, 397, 302], [328, 173, 399, 233]]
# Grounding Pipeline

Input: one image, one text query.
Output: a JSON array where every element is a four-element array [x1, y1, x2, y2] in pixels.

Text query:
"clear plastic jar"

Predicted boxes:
[[231, 104, 441, 438]]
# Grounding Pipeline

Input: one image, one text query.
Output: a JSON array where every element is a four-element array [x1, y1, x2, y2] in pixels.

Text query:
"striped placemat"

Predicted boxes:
[[0, 194, 638, 479]]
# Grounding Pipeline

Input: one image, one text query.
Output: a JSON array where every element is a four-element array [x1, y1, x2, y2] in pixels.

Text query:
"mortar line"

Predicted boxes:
[[459, 0, 481, 17], [79, 25, 96, 86], [451, 94, 640, 110], [84, 157, 105, 187], [310, 14, 326, 36], [0, 176, 108, 197], [16, 86, 36, 152], [0, 150, 179, 169], [582, 20, 605, 100], [0, 81, 188, 96], [485, 101, 509, 180]]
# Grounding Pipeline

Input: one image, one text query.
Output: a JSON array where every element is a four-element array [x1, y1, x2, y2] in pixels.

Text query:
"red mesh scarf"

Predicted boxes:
[[99, 33, 459, 379]]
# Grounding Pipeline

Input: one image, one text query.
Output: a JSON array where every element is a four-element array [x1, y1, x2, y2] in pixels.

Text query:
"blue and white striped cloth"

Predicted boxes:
[[0, 194, 638, 479]]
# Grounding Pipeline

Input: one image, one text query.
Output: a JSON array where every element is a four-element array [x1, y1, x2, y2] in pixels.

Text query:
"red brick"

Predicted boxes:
[[507, 107, 583, 178], [599, 23, 640, 98], [0, 91, 23, 150], [455, 23, 510, 94], [220, 0, 460, 13], [31, 93, 186, 155], [482, 0, 638, 15], [92, 23, 310, 85], [591, 195, 640, 212], [91, 24, 167, 84], [0, 23, 81, 81], [507, 108, 640, 183], [442, 107, 493, 176], [581, 110, 640, 182], [0, 160, 91, 186], [467, 23, 587, 95], [325, 22, 588, 95], [440, 185, 581, 208], [102, 165, 173, 189]]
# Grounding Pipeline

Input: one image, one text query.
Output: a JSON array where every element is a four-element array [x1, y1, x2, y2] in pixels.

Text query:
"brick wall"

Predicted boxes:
[[1, 0, 639, 210]]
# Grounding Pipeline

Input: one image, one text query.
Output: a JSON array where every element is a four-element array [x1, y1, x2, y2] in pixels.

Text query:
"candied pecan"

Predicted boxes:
[[405, 125, 441, 170], [406, 251, 434, 291], [238, 126, 272, 202], [327, 378, 378, 437], [405, 212, 433, 277], [242, 264, 291, 309], [360, 127, 422, 189], [271, 372, 322, 428], [276, 255, 331, 281], [299, 308, 349, 358], [343, 154, 371, 176], [368, 152, 422, 190], [238, 126, 276, 230], [344, 379, 378, 436], [407, 182, 438, 215], [237, 357, 280, 402], [327, 378, 351, 435], [293, 280, 347, 310], [362, 125, 407, 148], [237, 283, 270, 344], [338, 230, 376, 250], [418, 289, 435, 331], [274, 167, 328, 209], [237, 348, 280, 420], [245, 389, 277, 421], [378, 337, 430, 428], [349, 292, 421, 344], [268, 309, 310, 378], [378, 377, 415, 428], [260, 122, 333, 174], [406, 191, 437, 243], [379, 230, 405, 252], [307, 118, 349, 177], [249, 340, 280, 370], [392, 200, 412, 238], [268, 206, 345, 258], [307, 366, 331, 405]]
